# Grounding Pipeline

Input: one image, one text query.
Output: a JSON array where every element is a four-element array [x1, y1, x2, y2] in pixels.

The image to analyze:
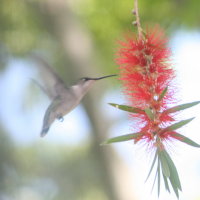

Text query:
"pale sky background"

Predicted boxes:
[[0, 30, 200, 200]]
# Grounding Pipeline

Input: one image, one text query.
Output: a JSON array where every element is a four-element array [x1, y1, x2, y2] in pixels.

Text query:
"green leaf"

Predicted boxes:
[[162, 118, 195, 133], [145, 150, 158, 182], [159, 153, 170, 178], [101, 132, 141, 145], [162, 171, 170, 192], [169, 179, 179, 199], [162, 150, 181, 198], [163, 150, 182, 191], [168, 173, 180, 199], [165, 101, 200, 114], [151, 166, 158, 193], [145, 108, 154, 120], [157, 159, 161, 197], [172, 133, 200, 148], [108, 103, 144, 114], [158, 86, 168, 101]]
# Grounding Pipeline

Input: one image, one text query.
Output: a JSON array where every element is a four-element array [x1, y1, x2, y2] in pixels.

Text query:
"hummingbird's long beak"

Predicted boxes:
[[88, 74, 117, 80]]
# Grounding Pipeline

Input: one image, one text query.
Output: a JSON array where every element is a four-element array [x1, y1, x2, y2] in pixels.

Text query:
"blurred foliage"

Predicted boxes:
[[72, 0, 200, 71], [0, 124, 15, 195], [0, 0, 41, 54], [0, 0, 200, 69], [0, 136, 109, 200]]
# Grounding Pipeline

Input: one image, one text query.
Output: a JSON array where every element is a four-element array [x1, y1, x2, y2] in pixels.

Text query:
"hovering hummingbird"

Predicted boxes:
[[32, 56, 116, 137]]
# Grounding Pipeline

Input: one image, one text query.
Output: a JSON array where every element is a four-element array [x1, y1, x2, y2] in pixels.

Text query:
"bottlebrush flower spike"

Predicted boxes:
[[103, 26, 200, 198]]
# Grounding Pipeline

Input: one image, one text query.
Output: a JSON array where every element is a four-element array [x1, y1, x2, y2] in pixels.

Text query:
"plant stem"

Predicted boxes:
[[133, 0, 142, 40]]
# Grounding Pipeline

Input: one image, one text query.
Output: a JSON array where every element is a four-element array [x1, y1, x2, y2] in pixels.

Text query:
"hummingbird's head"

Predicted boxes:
[[77, 77, 95, 88], [75, 74, 117, 96]]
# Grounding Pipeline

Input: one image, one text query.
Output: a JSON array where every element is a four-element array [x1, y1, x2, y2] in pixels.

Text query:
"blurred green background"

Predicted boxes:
[[0, 0, 200, 200]]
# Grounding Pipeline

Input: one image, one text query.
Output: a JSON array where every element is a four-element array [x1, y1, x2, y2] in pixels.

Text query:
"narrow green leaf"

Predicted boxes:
[[169, 178, 179, 199], [165, 101, 200, 114], [157, 159, 161, 197], [168, 171, 180, 199], [101, 132, 141, 145], [159, 152, 170, 178], [145, 150, 158, 182], [162, 118, 195, 133], [158, 87, 168, 101], [151, 167, 158, 193], [162, 171, 170, 192], [163, 150, 182, 191], [162, 150, 181, 198], [172, 133, 200, 148], [108, 103, 144, 114], [145, 108, 154, 120]]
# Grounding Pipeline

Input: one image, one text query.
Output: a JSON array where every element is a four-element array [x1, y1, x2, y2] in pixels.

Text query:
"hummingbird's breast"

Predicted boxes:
[[57, 88, 81, 117]]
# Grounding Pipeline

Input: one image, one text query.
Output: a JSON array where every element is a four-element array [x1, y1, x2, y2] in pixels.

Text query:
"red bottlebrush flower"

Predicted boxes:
[[117, 26, 176, 146], [102, 12, 200, 197], [104, 25, 199, 198]]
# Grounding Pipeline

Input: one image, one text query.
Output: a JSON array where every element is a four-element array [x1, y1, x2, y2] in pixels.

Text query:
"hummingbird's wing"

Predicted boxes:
[[31, 78, 50, 98], [31, 54, 67, 99], [40, 97, 62, 137]]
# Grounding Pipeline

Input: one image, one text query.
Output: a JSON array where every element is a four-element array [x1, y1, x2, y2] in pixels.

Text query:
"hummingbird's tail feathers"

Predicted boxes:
[[40, 127, 49, 137]]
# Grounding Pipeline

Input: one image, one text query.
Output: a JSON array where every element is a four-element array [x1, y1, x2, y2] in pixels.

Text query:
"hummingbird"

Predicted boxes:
[[32, 56, 116, 137]]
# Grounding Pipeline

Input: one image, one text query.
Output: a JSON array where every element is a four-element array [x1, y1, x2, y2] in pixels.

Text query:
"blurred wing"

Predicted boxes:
[[31, 78, 50, 98], [31, 54, 67, 99]]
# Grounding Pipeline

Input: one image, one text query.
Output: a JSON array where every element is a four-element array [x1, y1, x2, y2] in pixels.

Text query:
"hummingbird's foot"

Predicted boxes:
[[57, 115, 64, 122]]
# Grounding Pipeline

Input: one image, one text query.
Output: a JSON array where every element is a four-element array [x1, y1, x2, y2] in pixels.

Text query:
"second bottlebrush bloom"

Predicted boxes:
[[103, 26, 200, 198]]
